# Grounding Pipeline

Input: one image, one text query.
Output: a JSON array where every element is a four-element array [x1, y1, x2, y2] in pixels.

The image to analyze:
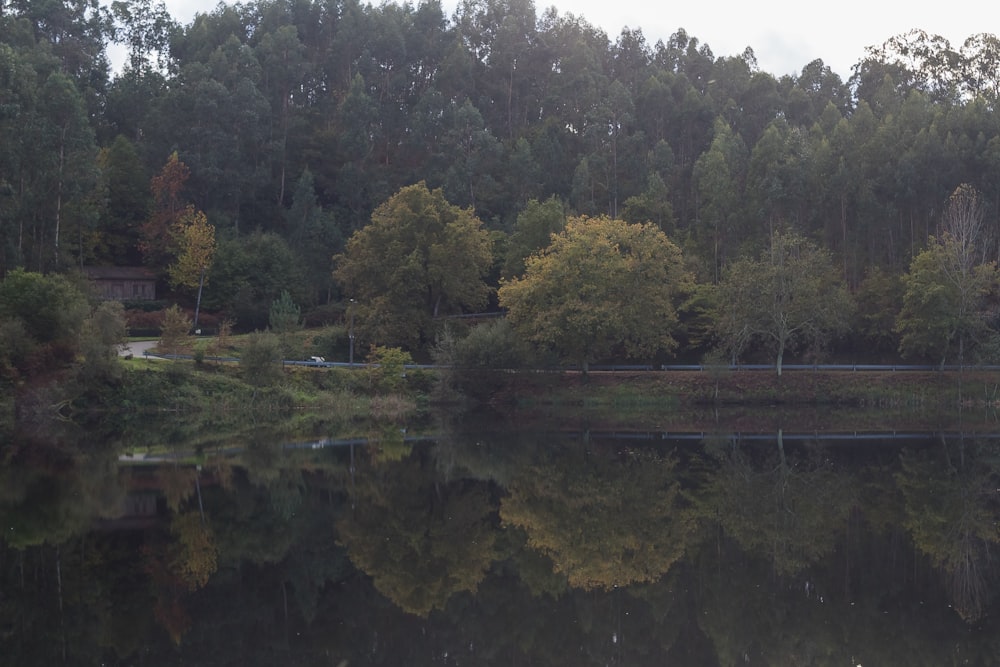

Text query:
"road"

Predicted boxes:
[[119, 340, 159, 357]]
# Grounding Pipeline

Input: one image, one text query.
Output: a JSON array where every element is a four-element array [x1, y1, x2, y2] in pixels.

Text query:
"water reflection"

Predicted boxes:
[[3, 419, 1000, 664]]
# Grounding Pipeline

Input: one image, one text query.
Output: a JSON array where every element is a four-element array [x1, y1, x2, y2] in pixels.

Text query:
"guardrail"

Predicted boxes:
[[143, 350, 1000, 373], [658, 363, 1000, 372]]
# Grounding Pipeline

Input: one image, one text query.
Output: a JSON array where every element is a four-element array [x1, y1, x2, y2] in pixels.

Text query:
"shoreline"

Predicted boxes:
[[488, 368, 1000, 433]]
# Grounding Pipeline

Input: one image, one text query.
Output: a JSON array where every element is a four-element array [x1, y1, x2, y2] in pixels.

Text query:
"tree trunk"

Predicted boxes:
[[193, 266, 206, 331], [841, 195, 848, 280], [54, 125, 66, 268], [776, 428, 786, 468], [195, 468, 205, 524]]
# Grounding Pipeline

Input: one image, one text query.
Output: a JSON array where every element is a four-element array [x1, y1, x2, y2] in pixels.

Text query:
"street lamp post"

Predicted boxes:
[[348, 298, 355, 366]]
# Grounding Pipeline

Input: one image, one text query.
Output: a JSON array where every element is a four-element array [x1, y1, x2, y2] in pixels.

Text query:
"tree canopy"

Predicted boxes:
[[499, 216, 691, 371], [334, 182, 493, 349], [715, 231, 853, 374], [896, 185, 999, 365]]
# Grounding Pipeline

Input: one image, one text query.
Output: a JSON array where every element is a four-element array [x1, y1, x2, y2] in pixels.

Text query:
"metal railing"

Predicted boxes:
[[144, 351, 1000, 373]]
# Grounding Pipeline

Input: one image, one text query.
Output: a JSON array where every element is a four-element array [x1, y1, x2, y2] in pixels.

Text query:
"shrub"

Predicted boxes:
[[454, 318, 530, 370], [0, 318, 37, 379], [208, 318, 235, 357], [123, 299, 170, 312], [437, 319, 531, 400], [366, 345, 412, 393], [126, 308, 166, 334], [240, 331, 284, 386], [159, 305, 192, 355], [78, 301, 128, 384]]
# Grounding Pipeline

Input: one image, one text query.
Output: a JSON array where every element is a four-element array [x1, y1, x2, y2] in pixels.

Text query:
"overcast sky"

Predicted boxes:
[[151, 0, 995, 80]]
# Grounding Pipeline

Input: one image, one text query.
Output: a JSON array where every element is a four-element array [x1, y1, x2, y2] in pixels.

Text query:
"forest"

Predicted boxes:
[[5, 0, 1000, 369]]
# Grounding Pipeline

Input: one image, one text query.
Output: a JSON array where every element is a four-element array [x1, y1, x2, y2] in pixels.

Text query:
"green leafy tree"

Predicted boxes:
[[0, 269, 89, 346], [334, 182, 493, 349], [896, 237, 998, 365], [204, 232, 305, 330], [111, 0, 178, 79], [851, 267, 904, 358], [621, 172, 675, 234], [440, 99, 504, 215], [94, 135, 150, 265], [148, 36, 269, 230], [715, 231, 853, 375], [744, 120, 809, 243], [268, 289, 301, 357], [896, 185, 999, 366], [38, 70, 99, 270], [692, 118, 748, 281], [502, 196, 565, 279], [255, 24, 308, 207], [498, 216, 691, 372], [283, 168, 341, 305]]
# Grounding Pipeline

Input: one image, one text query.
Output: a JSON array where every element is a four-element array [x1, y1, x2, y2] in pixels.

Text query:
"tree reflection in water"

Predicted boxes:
[[2, 421, 1000, 664], [500, 441, 693, 590], [896, 436, 1000, 622]]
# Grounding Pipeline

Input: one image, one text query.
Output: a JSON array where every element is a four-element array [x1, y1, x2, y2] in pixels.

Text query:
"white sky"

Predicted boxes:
[[151, 0, 996, 81]]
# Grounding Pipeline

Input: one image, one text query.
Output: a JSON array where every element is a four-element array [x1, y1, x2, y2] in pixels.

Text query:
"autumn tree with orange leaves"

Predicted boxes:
[[141, 151, 190, 269], [142, 152, 216, 329]]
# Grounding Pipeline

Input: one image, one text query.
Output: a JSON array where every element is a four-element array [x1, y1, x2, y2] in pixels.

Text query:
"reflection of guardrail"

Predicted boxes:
[[118, 430, 1000, 465], [118, 434, 433, 463]]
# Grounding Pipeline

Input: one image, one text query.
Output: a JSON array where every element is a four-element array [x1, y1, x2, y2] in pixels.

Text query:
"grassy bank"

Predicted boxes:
[[491, 368, 1000, 433], [9, 360, 1000, 450], [46, 354, 434, 444], [498, 367, 1000, 404]]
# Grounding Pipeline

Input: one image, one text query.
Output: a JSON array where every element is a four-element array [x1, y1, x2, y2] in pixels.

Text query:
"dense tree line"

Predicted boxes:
[[5, 0, 1000, 364]]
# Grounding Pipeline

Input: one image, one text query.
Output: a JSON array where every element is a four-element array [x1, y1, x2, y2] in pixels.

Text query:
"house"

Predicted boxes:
[[82, 266, 157, 301]]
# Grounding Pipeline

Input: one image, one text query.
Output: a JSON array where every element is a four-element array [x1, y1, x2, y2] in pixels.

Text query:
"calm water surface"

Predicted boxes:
[[2, 413, 1000, 665]]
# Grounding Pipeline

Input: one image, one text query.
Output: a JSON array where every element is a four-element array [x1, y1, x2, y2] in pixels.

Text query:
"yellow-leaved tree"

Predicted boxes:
[[168, 207, 216, 331], [498, 215, 691, 373]]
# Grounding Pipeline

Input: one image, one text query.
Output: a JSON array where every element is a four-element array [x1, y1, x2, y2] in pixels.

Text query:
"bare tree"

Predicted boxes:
[[939, 183, 993, 269]]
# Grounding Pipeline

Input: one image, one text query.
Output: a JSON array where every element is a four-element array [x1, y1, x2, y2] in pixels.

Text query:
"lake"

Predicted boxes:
[[2, 410, 999, 665]]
